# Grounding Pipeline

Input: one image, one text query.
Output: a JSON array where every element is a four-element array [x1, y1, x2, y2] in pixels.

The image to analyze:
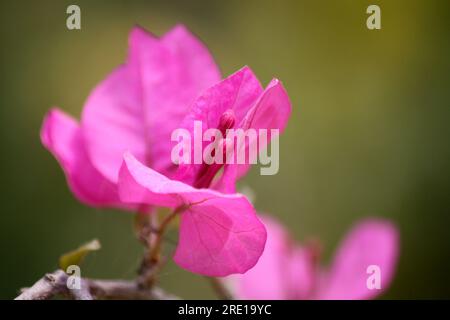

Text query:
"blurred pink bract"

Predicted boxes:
[[229, 216, 399, 299]]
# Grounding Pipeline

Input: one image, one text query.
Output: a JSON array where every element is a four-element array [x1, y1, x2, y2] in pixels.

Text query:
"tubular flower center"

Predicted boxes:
[[194, 109, 236, 189], [218, 109, 236, 136]]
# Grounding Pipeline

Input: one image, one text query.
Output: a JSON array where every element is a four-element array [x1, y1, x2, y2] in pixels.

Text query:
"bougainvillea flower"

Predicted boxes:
[[40, 24, 290, 206], [41, 25, 292, 276], [118, 152, 266, 276], [227, 216, 399, 299]]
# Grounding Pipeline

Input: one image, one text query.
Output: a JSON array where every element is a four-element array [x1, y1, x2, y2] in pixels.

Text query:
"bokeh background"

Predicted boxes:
[[1, 0, 449, 299]]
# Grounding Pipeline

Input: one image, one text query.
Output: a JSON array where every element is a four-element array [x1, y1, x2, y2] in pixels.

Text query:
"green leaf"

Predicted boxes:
[[58, 239, 101, 271]]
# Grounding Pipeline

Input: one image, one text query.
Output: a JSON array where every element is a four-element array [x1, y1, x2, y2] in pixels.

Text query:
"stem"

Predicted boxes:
[[149, 208, 181, 263], [208, 277, 233, 300], [137, 206, 184, 288]]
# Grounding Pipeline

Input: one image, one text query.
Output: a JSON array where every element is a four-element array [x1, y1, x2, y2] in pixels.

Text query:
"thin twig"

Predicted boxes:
[[88, 279, 178, 300], [137, 206, 183, 288], [149, 208, 182, 263], [208, 277, 233, 300]]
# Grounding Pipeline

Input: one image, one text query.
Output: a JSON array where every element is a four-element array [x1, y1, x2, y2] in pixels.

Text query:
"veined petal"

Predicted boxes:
[[175, 196, 266, 276], [118, 152, 193, 208], [229, 216, 294, 299], [82, 25, 221, 184], [318, 219, 399, 300], [231, 78, 292, 181], [176, 66, 263, 187], [81, 63, 147, 184], [179, 66, 263, 131], [118, 152, 266, 276], [140, 25, 222, 177], [41, 108, 126, 208], [240, 79, 291, 132]]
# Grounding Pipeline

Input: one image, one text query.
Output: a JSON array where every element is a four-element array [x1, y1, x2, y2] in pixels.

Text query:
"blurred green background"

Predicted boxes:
[[1, 0, 449, 299]]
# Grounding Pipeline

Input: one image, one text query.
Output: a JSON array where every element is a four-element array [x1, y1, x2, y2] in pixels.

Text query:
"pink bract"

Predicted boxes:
[[118, 152, 266, 276], [229, 216, 399, 299]]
